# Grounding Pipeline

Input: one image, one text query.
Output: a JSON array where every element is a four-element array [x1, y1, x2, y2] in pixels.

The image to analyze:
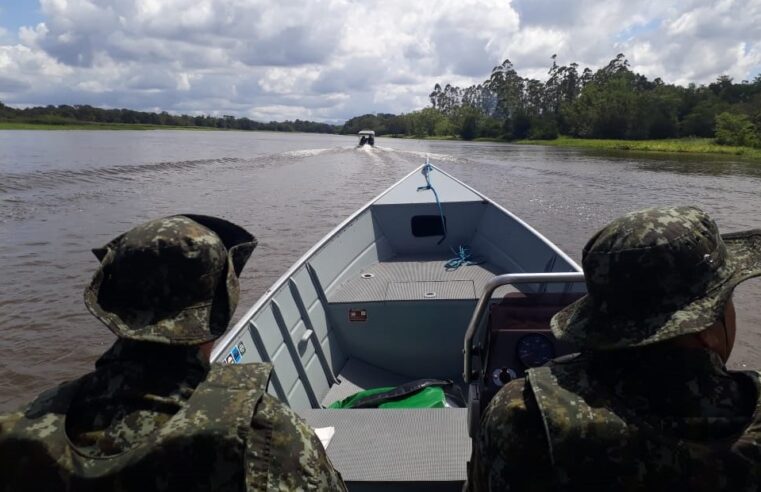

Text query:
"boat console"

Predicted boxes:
[[462, 272, 586, 437], [478, 290, 583, 410]]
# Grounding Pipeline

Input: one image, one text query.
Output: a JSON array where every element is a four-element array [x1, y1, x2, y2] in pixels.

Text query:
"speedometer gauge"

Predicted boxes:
[[516, 334, 555, 368]]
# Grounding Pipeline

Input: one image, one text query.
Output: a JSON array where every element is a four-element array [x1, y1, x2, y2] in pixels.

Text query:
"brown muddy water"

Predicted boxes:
[[1, 130, 760, 411]]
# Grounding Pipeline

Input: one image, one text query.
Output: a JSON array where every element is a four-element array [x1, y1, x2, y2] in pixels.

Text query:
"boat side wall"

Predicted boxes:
[[471, 206, 581, 288], [214, 209, 395, 409]]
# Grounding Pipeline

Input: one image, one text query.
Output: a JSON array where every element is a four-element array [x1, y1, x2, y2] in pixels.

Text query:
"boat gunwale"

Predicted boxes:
[[211, 162, 582, 361]]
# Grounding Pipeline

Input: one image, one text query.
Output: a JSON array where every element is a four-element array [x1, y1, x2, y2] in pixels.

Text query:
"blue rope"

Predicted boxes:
[[445, 245, 479, 270], [417, 160, 447, 245], [416, 158, 481, 270]]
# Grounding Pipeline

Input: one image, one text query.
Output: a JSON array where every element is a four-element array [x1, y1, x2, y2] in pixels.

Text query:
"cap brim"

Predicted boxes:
[[551, 229, 761, 350]]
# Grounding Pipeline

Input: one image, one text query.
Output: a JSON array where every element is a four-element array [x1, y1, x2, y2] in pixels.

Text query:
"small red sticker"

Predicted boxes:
[[349, 309, 367, 322]]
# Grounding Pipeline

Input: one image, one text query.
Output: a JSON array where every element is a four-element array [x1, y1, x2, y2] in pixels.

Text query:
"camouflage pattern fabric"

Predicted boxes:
[[85, 214, 257, 345], [551, 206, 761, 350], [0, 340, 346, 491], [469, 347, 761, 491]]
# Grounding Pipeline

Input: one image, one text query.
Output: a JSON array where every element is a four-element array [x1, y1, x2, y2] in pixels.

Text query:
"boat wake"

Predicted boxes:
[[0, 157, 248, 194], [390, 149, 464, 163], [279, 148, 336, 158]]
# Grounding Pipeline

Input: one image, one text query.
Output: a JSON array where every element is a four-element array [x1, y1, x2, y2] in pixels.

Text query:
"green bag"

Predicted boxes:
[[328, 379, 463, 409]]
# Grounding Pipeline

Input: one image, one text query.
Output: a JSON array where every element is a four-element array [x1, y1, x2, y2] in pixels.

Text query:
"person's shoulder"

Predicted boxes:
[[256, 393, 308, 428], [250, 394, 347, 490], [0, 408, 24, 436], [0, 378, 82, 446], [470, 379, 553, 491], [482, 378, 537, 434], [254, 393, 327, 452], [480, 377, 548, 461]]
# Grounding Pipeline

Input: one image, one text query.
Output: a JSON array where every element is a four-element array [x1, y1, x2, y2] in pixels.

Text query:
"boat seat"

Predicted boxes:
[[327, 257, 507, 303], [321, 358, 410, 407], [298, 408, 470, 491]]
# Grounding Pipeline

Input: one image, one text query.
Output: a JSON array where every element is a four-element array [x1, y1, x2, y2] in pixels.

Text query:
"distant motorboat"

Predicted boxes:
[[357, 129, 375, 147]]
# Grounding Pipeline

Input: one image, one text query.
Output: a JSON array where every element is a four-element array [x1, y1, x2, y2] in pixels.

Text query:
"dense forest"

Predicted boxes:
[[2, 54, 760, 149], [0, 101, 339, 134], [345, 54, 761, 148]]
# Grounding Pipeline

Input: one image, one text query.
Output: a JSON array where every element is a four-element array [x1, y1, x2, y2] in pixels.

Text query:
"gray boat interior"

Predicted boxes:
[[213, 164, 583, 490]]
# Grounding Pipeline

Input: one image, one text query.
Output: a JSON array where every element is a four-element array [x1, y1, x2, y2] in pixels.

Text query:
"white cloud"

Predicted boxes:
[[0, 0, 758, 120]]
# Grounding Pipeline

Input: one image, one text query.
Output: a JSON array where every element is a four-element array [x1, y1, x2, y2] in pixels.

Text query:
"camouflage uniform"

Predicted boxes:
[[470, 206, 761, 491], [0, 215, 346, 491]]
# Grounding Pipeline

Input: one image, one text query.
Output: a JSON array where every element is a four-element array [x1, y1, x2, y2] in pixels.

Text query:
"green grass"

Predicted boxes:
[[518, 136, 761, 159], [0, 121, 225, 131], [388, 134, 460, 140]]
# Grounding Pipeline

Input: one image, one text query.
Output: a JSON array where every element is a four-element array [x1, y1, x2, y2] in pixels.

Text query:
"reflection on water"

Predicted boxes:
[[1, 130, 760, 411]]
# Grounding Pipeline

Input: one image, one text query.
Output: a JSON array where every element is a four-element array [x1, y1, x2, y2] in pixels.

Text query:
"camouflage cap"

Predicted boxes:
[[551, 206, 761, 350], [84, 215, 256, 345]]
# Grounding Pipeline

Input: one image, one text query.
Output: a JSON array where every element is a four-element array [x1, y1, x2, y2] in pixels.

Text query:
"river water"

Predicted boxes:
[[2, 130, 760, 411]]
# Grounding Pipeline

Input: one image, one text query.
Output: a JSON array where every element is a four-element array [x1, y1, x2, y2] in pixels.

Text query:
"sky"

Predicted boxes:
[[0, 0, 759, 123]]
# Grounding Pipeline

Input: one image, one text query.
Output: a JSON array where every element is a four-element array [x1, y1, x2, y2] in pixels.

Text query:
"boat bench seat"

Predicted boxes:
[[298, 408, 470, 491], [328, 258, 506, 303]]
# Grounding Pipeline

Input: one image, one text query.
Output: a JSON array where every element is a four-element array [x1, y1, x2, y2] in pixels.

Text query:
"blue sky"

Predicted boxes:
[[0, 1, 42, 38], [0, 0, 759, 121], [614, 19, 663, 43]]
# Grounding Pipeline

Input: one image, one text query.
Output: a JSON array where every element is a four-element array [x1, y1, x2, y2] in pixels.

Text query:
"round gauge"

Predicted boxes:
[[491, 367, 517, 387], [516, 334, 555, 368]]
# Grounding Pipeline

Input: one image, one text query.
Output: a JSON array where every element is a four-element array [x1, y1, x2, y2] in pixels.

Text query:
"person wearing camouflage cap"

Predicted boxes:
[[0, 215, 346, 491], [469, 206, 761, 491]]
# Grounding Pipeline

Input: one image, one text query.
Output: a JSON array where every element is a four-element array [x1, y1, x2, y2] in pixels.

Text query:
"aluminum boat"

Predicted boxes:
[[212, 161, 586, 491]]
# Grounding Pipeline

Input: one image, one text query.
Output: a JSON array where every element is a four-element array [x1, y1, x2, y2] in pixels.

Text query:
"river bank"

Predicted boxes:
[[388, 134, 761, 158], [0, 121, 222, 131], [518, 136, 761, 159], [4, 122, 760, 160]]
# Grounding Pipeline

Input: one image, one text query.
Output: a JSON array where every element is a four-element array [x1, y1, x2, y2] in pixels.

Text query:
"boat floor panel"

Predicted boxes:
[[297, 408, 470, 483], [322, 358, 410, 407], [328, 257, 505, 303]]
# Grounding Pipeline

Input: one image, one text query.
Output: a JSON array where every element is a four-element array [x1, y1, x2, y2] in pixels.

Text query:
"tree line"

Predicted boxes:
[[0, 102, 340, 134], [347, 54, 761, 148], [3, 55, 760, 148]]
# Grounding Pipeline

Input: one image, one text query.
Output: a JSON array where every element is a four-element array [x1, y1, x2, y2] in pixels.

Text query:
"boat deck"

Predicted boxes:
[[321, 358, 409, 406], [327, 256, 507, 303]]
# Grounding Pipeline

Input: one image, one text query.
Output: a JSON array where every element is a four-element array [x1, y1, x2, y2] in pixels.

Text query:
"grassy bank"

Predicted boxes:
[[518, 136, 761, 159], [388, 134, 460, 140], [0, 121, 223, 131]]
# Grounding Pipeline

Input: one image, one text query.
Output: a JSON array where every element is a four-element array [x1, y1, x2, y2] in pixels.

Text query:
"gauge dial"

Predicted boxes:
[[516, 334, 555, 368], [491, 367, 517, 387]]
